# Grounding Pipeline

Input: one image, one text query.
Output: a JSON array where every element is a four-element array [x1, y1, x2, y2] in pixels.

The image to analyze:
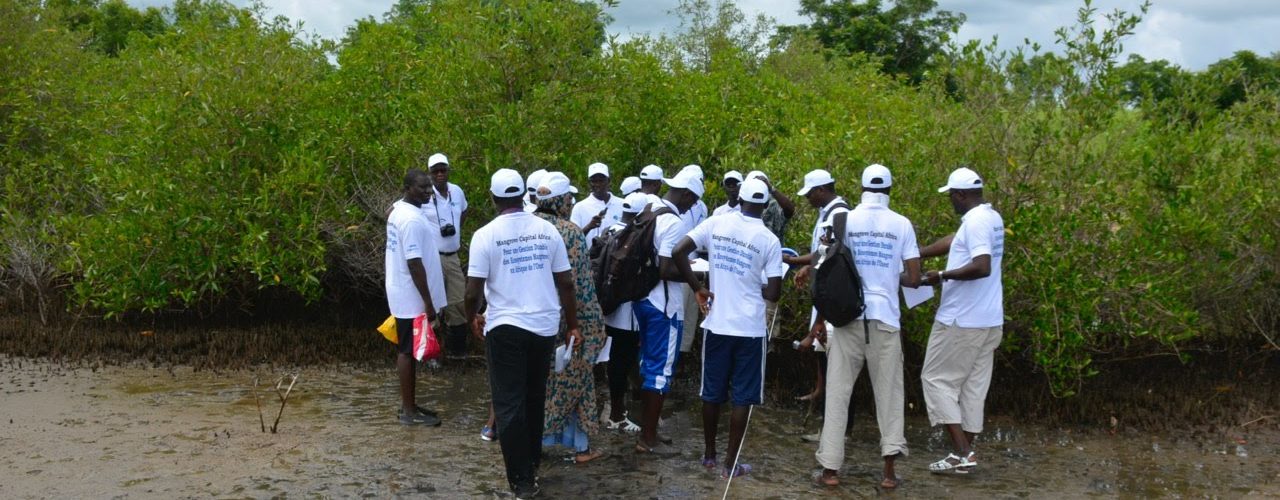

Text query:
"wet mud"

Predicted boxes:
[[1, 356, 1276, 499]]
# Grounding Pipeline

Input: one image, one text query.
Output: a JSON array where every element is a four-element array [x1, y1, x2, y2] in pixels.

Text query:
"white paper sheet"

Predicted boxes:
[[554, 337, 575, 373], [595, 336, 613, 364], [902, 285, 935, 309]]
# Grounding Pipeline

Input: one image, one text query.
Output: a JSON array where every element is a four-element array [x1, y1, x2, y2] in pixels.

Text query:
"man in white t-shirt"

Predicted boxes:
[[711, 170, 743, 216], [385, 168, 449, 427], [601, 192, 650, 433], [673, 178, 782, 479], [464, 169, 582, 499], [632, 169, 702, 455], [785, 169, 851, 403], [570, 162, 625, 243], [419, 153, 472, 358], [917, 166, 1005, 476], [812, 164, 922, 489]]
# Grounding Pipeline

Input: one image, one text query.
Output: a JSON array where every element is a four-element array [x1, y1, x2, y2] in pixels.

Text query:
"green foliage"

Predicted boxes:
[[775, 0, 964, 83], [0, 0, 1275, 395], [45, 0, 170, 56]]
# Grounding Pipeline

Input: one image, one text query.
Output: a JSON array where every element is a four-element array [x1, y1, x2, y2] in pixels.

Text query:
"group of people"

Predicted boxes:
[[383, 154, 1005, 498]]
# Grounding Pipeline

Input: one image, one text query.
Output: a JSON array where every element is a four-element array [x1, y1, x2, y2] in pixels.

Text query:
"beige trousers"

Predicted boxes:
[[920, 321, 1003, 433], [815, 319, 908, 471], [437, 252, 467, 327]]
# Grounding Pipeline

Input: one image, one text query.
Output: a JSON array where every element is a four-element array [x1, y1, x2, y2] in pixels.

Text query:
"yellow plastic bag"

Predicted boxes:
[[377, 315, 398, 344]]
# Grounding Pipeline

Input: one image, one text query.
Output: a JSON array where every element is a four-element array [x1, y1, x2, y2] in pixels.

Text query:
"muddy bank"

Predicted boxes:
[[1, 356, 1277, 498], [3, 313, 1275, 430]]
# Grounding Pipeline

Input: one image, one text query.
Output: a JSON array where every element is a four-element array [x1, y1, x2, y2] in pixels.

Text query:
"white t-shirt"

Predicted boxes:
[[809, 196, 851, 329], [712, 203, 741, 216], [826, 192, 920, 328], [681, 199, 708, 230], [642, 199, 686, 318], [601, 223, 638, 331], [467, 211, 572, 336], [686, 212, 783, 337], [385, 200, 448, 319], [419, 183, 468, 253], [936, 204, 1005, 328], [811, 197, 851, 252], [570, 192, 625, 243]]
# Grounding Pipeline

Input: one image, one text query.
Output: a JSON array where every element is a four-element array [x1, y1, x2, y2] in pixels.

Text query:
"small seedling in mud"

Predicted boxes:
[[252, 374, 299, 433]]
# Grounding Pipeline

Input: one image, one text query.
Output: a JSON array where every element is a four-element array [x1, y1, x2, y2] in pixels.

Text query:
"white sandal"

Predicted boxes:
[[606, 413, 641, 433], [928, 453, 975, 474]]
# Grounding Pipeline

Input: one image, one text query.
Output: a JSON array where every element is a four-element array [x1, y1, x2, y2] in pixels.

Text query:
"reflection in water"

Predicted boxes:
[[0, 358, 1276, 498]]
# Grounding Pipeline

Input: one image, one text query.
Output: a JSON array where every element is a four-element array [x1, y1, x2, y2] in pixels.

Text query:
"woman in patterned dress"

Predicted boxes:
[[534, 178, 608, 463]]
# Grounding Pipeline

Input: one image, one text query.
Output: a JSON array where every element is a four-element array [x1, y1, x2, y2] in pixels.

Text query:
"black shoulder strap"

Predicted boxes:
[[821, 201, 851, 223], [833, 209, 849, 251]]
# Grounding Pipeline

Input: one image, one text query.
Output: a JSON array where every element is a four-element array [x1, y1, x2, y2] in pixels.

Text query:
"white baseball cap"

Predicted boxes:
[[526, 169, 548, 193], [862, 163, 892, 188], [490, 169, 525, 198], [619, 176, 642, 195], [664, 170, 705, 197], [680, 164, 704, 178], [723, 170, 743, 184], [587, 162, 609, 178], [746, 170, 767, 182], [622, 192, 649, 213], [427, 153, 449, 169], [938, 167, 983, 193], [797, 169, 835, 196], [639, 164, 664, 180], [537, 171, 578, 200], [739, 178, 771, 204]]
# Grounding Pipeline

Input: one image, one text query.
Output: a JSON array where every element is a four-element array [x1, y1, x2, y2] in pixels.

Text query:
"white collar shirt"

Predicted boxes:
[[570, 192, 625, 243], [712, 202, 741, 216], [420, 183, 468, 252]]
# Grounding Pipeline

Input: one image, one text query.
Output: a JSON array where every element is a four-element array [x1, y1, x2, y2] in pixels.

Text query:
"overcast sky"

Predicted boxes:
[[128, 0, 1279, 70]]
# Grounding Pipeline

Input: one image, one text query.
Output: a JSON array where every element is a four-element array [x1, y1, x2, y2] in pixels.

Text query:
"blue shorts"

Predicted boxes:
[[700, 331, 766, 407], [634, 298, 683, 394]]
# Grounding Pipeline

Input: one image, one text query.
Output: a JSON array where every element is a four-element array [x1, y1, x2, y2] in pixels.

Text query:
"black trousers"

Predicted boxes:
[[605, 326, 640, 403], [486, 324, 555, 489]]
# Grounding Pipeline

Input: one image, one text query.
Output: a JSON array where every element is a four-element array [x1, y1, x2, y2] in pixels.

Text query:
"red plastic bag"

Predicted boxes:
[[412, 313, 441, 361]]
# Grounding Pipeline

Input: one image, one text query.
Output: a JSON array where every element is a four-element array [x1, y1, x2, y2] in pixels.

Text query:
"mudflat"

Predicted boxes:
[[0, 357, 1276, 498]]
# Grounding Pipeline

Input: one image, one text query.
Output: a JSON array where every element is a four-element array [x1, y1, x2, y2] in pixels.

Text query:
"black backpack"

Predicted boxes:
[[593, 204, 675, 315], [811, 202, 868, 334]]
